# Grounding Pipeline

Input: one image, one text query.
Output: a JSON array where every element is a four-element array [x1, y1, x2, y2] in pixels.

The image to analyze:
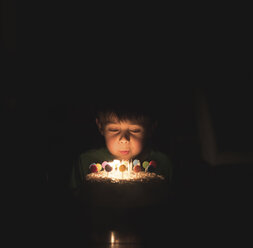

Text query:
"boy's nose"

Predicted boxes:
[[119, 132, 130, 143]]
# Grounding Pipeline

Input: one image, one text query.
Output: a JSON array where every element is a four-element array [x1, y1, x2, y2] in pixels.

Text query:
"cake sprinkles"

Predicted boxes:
[[86, 171, 164, 184]]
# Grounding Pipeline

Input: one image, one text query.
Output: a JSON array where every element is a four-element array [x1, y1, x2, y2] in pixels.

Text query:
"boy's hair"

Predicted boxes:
[[95, 102, 157, 131]]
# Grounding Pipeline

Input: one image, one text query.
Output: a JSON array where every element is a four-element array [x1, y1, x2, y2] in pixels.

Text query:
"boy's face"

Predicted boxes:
[[97, 117, 146, 160]]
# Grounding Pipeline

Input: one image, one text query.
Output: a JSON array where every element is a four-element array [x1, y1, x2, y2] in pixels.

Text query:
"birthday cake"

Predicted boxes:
[[81, 159, 169, 208]]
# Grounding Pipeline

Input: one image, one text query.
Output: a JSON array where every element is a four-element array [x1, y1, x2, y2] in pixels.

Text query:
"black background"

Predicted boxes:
[[2, 2, 253, 246]]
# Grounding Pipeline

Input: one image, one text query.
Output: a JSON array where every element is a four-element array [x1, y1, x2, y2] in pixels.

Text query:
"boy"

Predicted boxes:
[[69, 102, 173, 190]]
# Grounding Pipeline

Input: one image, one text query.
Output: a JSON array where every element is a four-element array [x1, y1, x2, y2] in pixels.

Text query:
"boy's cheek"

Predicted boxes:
[[134, 143, 144, 153], [105, 138, 117, 152]]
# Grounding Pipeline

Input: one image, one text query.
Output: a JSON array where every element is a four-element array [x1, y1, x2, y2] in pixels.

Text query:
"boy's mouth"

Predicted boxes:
[[119, 150, 130, 155]]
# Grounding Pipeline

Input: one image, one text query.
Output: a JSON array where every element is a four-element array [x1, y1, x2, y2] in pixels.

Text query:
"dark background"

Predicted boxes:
[[2, 2, 253, 245]]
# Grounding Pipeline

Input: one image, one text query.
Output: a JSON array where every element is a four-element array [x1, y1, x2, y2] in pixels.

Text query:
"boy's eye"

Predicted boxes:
[[130, 129, 141, 133], [108, 129, 119, 132]]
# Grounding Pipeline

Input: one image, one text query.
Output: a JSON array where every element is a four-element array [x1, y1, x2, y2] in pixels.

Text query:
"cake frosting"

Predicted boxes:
[[86, 171, 165, 184]]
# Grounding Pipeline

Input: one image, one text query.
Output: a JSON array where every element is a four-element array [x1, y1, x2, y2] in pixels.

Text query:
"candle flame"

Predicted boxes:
[[107, 159, 132, 179], [110, 231, 115, 244]]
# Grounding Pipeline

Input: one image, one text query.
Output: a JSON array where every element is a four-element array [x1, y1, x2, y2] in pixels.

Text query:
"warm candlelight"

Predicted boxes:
[[107, 159, 132, 179], [88, 159, 160, 182]]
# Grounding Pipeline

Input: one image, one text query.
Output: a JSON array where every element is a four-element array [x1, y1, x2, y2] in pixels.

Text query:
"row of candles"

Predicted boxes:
[[89, 159, 157, 179]]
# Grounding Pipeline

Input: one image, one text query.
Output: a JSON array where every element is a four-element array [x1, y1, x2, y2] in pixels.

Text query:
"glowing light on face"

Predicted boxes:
[[103, 120, 145, 161]]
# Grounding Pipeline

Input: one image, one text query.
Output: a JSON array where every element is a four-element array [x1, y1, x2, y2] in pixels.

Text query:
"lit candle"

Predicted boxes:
[[129, 159, 132, 175], [114, 160, 120, 177], [105, 159, 135, 179]]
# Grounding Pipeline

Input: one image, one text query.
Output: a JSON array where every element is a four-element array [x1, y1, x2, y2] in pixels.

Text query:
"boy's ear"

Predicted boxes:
[[96, 118, 104, 135]]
